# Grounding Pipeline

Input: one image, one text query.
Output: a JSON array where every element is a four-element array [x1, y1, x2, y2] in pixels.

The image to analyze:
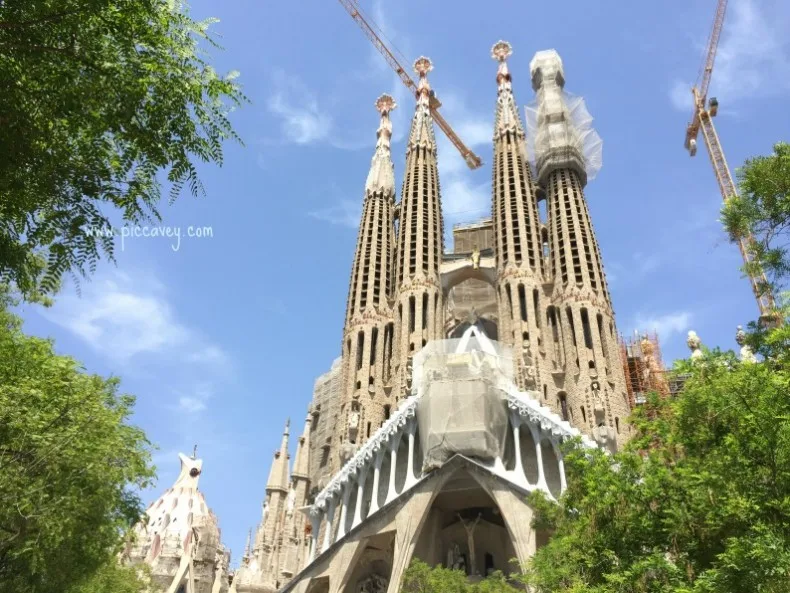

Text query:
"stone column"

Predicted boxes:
[[385, 434, 401, 505], [530, 424, 548, 492], [404, 421, 417, 490], [369, 449, 385, 515], [552, 438, 567, 493], [336, 486, 351, 542], [308, 514, 321, 563], [322, 498, 336, 553], [351, 468, 368, 529]]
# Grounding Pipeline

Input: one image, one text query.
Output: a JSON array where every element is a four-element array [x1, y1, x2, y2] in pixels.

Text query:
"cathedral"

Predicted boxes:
[[128, 41, 633, 593]]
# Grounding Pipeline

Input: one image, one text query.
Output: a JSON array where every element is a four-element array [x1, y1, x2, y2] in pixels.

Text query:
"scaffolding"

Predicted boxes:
[[619, 332, 670, 408]]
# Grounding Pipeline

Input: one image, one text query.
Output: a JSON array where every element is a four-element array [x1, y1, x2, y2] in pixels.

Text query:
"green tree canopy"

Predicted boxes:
[[0, 290, 155, 592], [524, 320, 790, 593], [722, 142, 790, 297], [401, 559, 525, 593], [0, 0, 244, 298]]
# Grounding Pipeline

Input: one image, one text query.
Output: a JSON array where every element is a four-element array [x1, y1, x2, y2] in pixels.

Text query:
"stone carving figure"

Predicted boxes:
[[591, 380, 617, 453], [348, 410, 360, 443], [735, 325, 757, 363], [458, 513, 482, 575], [521, 342, 537, 389], [471, 246, 481, 270], [285, 487, 296, 517]]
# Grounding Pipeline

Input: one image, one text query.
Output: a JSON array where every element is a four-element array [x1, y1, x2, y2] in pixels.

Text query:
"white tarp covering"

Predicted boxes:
[[524, 91, 603, 181], [413, 334, 514, 472]]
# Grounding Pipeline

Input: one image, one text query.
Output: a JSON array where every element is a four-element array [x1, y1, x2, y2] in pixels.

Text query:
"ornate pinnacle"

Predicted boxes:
[[375, 93, 397, 115], [413, 57, 433, 104], [413, 56, 433, 77], [492, 41, 513, 93], [491, 40, 513, 62]]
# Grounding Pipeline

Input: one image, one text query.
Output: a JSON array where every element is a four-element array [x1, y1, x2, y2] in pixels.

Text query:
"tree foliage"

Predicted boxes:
[[401, 559, 525, 593], [0, 0, 245, 298], [721, 142, 790, 295], [0, 289, 155, 592], [524, 320, 790, 593], [65, 562, 152, 593]]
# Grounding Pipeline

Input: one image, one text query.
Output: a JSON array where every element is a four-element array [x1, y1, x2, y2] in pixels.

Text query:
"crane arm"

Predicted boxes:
[[685, 0, 728, 150], [337, 0, 416, 94], [698, 0, 728, 101], [337, 0, 483, 169]]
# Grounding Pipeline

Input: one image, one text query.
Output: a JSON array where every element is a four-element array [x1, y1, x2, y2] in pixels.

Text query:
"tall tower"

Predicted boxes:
[[490, 41, 551, 399], [530, 50, 629, 449], [253, 420, 291, 592], [338, 95, 398, 463], [393, 57, 444, 397], [278, 414, 312, 581]]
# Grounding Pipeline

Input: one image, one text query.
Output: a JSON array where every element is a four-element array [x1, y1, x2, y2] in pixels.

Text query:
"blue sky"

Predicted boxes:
[[14, 0, 790, 567]]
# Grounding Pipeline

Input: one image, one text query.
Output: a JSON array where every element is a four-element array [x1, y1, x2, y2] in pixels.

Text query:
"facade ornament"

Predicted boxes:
[[735, 325, 757, 363], [687, 330, 703, 360], [471, 246, 481, 269]]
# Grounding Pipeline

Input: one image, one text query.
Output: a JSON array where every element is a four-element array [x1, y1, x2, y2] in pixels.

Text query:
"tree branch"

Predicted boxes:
[[0, 9, 85, 30]]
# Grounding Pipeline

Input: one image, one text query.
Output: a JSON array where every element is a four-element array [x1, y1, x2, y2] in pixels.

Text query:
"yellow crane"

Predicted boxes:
[[683, 0, 777, 323], [337, 0, 483, 170]]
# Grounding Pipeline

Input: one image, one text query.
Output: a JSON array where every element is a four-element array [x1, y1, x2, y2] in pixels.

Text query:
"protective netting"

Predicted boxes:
[[524, 92, 603, 181], [413, 335, 514, 472]]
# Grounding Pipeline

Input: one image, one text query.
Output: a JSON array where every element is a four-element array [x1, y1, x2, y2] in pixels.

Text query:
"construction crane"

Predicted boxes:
[[337, 0, 483, 170], [683, 0, 777, 323]]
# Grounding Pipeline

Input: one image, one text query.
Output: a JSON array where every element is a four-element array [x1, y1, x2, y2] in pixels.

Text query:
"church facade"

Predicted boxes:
[[231, 42, 631, 593]]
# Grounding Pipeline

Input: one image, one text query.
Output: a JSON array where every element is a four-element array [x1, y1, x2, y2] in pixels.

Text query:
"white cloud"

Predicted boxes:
[[713, 0, 790, 100], [178, 396, 207, 414], [41, 271, 228, 367], [632, 311, 693, 339], [669, 79, 692, 112], [670, 0, 790, 110], [308, 200, 361, 229], [267, 72, 332, 145]]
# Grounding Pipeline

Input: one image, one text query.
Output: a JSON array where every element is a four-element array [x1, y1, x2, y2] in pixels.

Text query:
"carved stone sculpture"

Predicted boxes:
[[687, 330, 703, 360], [735, 325, 757, 363]]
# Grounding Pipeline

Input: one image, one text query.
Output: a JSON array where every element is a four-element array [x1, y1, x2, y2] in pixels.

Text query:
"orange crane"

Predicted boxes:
[[337, 0, 483, 170], [683, 0, 777, 323]]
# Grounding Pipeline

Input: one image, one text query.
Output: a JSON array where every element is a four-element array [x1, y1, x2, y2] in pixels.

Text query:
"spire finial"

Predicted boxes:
[[191, 444, 197, 459], [374, 93, 397, 151], [285, 418, 290, 434], [491, 40, 513, 62], [413, 57, 433, 104], [492, 42, 513, 90], [375, 93, 396, 116], [244, 528, 252, 559]]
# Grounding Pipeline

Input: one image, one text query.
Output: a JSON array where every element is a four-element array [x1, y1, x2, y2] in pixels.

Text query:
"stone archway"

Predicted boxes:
[[410, 469, 521, 578], [342, 532, 395, 593]]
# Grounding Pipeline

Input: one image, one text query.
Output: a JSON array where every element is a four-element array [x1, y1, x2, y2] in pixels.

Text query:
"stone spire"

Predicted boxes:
[[492, 41, 526, 138], [266, 419, 291, 492], [291, 412, 312, 479], [278, 413, 314, 579], [337, 96, 398, 470], [490, 41, 550, 398], [392, 57, 444, 399], [529, 49, 629, 449], [365, 94, 397, 194]]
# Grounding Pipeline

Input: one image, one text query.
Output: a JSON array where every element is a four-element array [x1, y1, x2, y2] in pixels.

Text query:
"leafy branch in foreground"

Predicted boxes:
[[721, 141, 790, 297], [0, 0, 246, 298], [0, 287, 156, 592]]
